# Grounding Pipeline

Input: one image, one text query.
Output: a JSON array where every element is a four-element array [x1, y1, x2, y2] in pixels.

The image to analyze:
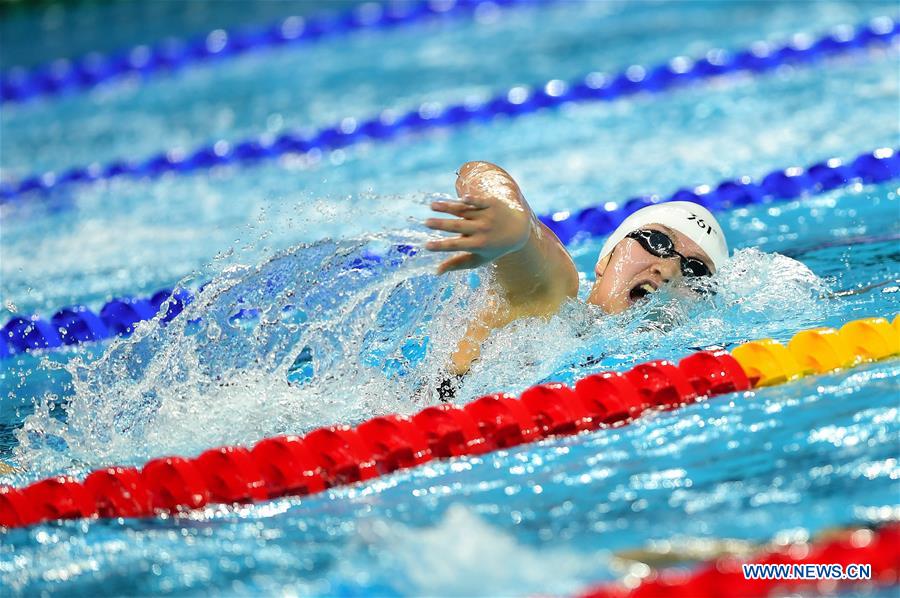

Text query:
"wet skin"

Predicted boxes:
[[587, 224, 716, 314], [424, 161, 716, 375]]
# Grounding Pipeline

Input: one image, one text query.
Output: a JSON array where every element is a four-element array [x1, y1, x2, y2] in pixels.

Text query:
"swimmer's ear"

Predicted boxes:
[[595, 253, 612, 279]]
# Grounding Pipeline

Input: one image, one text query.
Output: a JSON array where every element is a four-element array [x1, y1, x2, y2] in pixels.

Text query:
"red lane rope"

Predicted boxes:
[[578, 523, 900, 598], [0, 349, 752, 527], [0, 314, 896, 529]]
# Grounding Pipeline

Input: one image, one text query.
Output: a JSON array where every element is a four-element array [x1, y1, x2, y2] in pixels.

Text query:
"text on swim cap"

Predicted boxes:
[[688, 213, 715, 236]]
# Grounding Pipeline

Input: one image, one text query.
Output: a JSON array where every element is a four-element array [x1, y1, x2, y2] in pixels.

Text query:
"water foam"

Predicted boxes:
[[12, 238, 831, 480], [14, 232, 474, 476], [342, 504, 606, 595], [458, 247, 831, 396]]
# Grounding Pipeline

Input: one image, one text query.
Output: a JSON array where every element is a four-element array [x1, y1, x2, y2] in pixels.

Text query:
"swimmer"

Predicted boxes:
[[425, 161, 728, 397]]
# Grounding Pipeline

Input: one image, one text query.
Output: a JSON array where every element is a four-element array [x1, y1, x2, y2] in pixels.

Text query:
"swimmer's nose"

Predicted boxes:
[[651, 258, 681, 283]]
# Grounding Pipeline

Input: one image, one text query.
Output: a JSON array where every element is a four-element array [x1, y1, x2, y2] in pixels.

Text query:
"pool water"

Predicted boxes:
[[1, 0, 898, 595]]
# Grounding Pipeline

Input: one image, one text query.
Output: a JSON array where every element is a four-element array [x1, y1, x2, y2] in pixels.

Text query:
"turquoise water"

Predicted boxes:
[[1, 0, 899, 595]]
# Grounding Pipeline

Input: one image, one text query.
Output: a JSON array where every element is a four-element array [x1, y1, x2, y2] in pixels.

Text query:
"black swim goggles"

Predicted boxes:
[[625, 229, 712, 278]]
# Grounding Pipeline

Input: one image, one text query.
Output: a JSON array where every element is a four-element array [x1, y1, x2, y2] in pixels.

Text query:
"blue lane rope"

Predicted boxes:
[[1, 16, 896, 203], [3, 146, 897, 360], [541, 147, 900, 245], [0, 0, 549, 105]]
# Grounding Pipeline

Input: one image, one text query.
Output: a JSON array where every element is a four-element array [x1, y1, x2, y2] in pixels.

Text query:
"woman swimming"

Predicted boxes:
[[424, 161, 728, 386]]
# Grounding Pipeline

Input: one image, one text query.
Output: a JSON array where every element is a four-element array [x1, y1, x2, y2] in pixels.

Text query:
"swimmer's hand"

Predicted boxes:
[[423, 161, 578, 376], [424, 161, 532, 274]]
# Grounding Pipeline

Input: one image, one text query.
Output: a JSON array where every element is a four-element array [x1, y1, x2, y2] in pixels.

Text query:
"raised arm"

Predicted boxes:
[[425, 161, 578, 375]]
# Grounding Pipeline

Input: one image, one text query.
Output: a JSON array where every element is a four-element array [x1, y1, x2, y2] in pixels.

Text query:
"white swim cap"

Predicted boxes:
[[598, 201, 729, 269]]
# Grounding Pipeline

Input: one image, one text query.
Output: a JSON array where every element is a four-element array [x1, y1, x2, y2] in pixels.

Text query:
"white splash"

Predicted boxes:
[[347, 504, 604, 595], [12, 240, 831, 480]]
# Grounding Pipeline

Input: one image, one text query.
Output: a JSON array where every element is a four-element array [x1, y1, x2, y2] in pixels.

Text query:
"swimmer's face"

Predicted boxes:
[[586, 224, 715, 314]]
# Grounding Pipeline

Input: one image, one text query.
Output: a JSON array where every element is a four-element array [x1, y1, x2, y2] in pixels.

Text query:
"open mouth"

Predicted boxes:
[[629, 281, 658, 303]]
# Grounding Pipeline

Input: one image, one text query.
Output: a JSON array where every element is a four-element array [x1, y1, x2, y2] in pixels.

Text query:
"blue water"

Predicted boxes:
[[1, 0, 898, 595]]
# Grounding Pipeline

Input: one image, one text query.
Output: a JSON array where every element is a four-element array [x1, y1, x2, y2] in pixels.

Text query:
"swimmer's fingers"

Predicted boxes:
[[436, 252, 488, 274], [424, 217, 480, 235], [458, 194, 493, 209], [425, 236, 477, 252], [430, 200, 482, 217]]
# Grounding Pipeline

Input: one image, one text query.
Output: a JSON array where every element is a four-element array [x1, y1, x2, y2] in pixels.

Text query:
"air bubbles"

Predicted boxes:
[[339, 117, 358, 134], [789, 32, 814, 51], [669, 55, 693, 74], [329, 150, 347, 166], [584, 72, 609, 89], [205, 30, 229, 54], [428, 0, 457, 14], [417, 102, 443, 120], [354, 3, 383, 26], [624, 65, 646, 82], [279, 16, 305, 40], [849, 528, 874, 547], [212, 141, 231, 158], [206, 321, 222, 341], [39, 171, 57, 187], [166, 148, 187, 165], [474, 1, 501, 24], [868, 15, 894, 34], [378, 109, 399, 126], [266, 113, 284, 132], [506, 86, 529, 105], [128, 46, 152, 69], [544, 79, 567, 97], [749, 40, 772, 58]]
